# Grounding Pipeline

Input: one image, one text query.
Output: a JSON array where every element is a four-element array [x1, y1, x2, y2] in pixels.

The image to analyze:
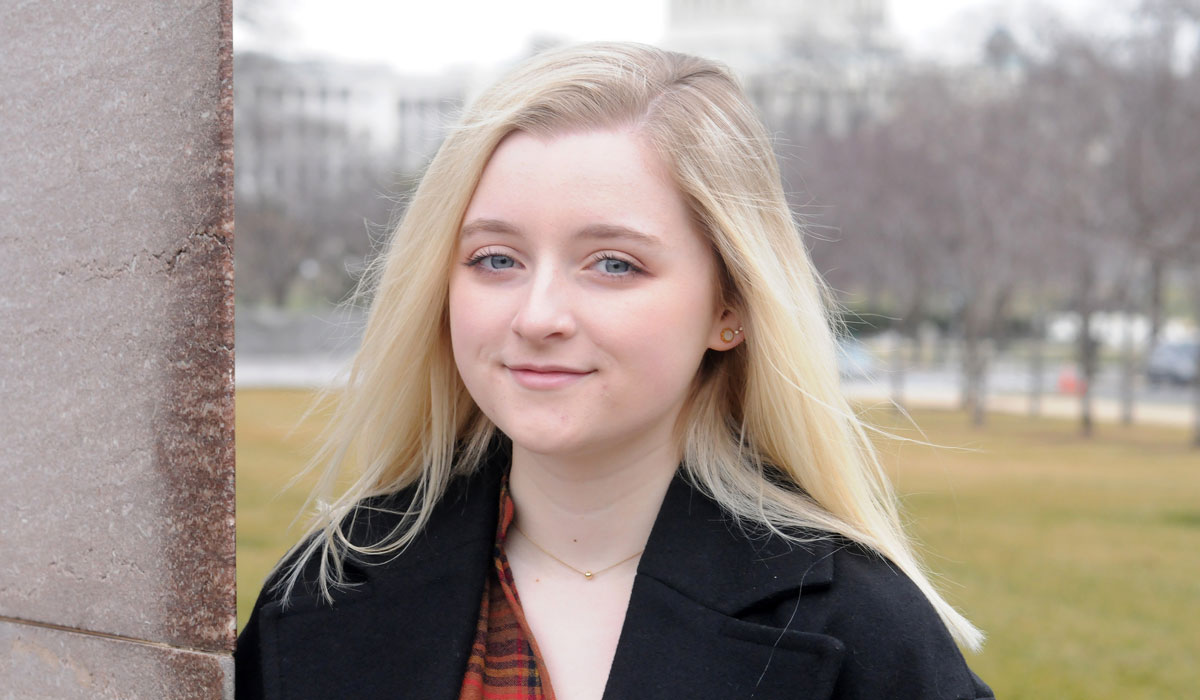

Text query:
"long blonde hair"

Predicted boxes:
[[277, 42, 983, 651]]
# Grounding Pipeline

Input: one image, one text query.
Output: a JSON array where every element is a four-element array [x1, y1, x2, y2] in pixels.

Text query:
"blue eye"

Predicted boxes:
[[466, 252, 516, 270], [594, 254, 642, 277], [601, 258, 631, 274]]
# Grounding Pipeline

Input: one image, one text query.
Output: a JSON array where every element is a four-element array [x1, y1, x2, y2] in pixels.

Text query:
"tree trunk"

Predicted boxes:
[[990, 288, 1013, 354], [909, 324, 925, 368], [972, 339, 989, 427], [962, 307, 987, 427], [1119, 302, 1137, 426], [1148, 255, 1165, 349], [1029, 291, 1045, 417], [961, 334, 974, 413], [958, 334, 971, 412], [893, 297, 921, 412], [1078, 260, 1096, 437], [1080, 311, 1096, 437]]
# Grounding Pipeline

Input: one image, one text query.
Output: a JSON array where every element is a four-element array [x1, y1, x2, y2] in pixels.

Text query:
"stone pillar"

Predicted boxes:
[[0, 1, 235, 698]]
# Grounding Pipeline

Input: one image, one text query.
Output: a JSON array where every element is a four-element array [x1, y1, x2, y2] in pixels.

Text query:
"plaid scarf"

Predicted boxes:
[[458, 476, 557, 700]]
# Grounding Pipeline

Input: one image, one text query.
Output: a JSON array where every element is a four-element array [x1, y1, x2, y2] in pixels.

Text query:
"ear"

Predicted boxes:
[[708, 308, 745, 351]]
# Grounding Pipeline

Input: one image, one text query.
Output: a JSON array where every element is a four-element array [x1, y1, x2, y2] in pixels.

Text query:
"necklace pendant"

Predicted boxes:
[[584, 571, 594, 580]]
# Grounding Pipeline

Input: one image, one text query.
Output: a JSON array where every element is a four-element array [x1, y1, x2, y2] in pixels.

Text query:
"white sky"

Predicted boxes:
[[237, 0, 1134, 74]]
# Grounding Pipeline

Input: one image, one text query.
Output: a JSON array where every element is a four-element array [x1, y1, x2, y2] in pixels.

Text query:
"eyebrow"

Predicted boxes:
[[459, 218, 663, 248]]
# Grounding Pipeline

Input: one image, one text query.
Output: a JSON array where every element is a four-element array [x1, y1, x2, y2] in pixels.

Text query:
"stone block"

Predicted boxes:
[[0, 0, 235, 662], [0, 620, 232, 700]]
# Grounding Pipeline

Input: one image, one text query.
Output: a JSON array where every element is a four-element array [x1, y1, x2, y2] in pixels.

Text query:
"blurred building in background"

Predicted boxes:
[[664, 0, 899, 137], [233, 52, 466, 308], [234, 52, 465, 204]]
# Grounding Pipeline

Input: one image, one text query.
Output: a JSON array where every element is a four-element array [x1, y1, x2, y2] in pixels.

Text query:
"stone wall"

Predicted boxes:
[[0, 1, 235, 697]]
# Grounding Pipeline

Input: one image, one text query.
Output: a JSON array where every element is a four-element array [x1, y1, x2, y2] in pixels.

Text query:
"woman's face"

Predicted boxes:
[[448, 129, 740, 460]]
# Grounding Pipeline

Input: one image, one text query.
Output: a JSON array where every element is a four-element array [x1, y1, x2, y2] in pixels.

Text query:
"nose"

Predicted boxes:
[[510, 265, 576, 341]]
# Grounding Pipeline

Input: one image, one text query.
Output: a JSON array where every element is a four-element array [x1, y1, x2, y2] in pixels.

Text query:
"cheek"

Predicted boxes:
[[447, 277, 492, 365], [615, 291, 714, 378]]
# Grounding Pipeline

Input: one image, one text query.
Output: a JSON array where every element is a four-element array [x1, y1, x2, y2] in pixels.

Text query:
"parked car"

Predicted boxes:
[[1145, 340, 1199, 386]]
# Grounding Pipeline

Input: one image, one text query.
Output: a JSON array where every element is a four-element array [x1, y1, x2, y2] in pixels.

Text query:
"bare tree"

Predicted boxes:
[[233, 52, 404, 309], [786, 4, 1200, 439], [1135, 0, 1200, 445], [1028, 35, 1137, 436], [882, 68, 1036, 427]]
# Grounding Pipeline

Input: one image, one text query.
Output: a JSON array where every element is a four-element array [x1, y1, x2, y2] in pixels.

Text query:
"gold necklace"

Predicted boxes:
[[511, 523, 645, 580]]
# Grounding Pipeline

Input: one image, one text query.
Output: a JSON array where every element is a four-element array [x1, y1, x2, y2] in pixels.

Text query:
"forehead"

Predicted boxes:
[[478, 128, 675, 195], [462, 129, 699, 248]]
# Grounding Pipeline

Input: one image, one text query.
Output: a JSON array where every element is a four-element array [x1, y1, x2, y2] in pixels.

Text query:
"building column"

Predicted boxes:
[[1, 1, 235, 697]]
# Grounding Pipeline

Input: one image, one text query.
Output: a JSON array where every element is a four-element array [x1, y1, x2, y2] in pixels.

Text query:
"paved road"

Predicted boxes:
[[844, 361, 1195, 428]]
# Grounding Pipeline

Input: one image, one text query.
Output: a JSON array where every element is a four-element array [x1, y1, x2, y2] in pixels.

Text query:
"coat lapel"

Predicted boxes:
[[604, 473, 847, 700], [258, 462, 504, 700]]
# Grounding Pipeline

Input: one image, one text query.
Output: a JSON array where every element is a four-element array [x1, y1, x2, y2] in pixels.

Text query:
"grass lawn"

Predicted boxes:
[[237, 389, 1200, 698], [235, 390, 332, 625]]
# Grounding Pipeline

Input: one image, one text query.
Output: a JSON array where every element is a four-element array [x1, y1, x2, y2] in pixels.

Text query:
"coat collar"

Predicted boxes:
[[260, 449, 846, 699], [636, 468, 835, 614], [605, 468, 845, 699]]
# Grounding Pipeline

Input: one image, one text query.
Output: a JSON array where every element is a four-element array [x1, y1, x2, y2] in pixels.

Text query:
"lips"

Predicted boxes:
[[506, 363, 591, 373], [505, 364, 594, 390]]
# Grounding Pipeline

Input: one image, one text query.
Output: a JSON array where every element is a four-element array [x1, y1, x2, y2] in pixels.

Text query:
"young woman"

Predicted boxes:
[[236, 42, 993, 700]]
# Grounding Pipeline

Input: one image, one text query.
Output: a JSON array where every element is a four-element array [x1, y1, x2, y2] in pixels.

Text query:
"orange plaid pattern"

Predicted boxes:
[[459, 477, 557, 700]]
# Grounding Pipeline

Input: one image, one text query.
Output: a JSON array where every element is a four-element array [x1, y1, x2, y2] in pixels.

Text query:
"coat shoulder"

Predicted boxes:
[[233, 488, 414, 697], [813, 541, 994, 699], [255, 488, 419, 609], [233, 472, 492, 700]]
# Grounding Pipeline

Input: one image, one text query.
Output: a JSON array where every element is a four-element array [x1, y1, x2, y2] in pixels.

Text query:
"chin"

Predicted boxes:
[[505, 432, 589, 459], [497, 421, 600, 459]]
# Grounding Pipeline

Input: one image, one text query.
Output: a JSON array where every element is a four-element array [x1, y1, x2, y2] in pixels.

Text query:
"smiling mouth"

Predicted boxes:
[[506, 366, 594, 390]]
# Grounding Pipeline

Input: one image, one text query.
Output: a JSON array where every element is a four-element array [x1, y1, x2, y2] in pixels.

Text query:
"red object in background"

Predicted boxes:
[[1057, 366, 1087, 395]]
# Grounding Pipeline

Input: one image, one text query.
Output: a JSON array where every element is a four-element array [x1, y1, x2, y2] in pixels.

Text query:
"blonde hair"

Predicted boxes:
[[277, 42, 983, 651]]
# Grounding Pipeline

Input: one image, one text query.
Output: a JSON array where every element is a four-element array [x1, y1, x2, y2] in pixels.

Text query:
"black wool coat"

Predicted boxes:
[[235, 447, 994, 699]]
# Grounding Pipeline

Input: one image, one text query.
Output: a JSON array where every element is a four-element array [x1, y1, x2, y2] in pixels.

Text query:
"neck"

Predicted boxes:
[[507, 439, 679, 567]]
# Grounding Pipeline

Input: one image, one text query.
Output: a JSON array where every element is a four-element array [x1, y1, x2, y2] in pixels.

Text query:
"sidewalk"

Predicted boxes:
[[843, 380, 1194, 428], [236, 355, 352, 389]]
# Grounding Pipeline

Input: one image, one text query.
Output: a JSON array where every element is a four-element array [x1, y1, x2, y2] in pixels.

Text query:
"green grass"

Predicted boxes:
[[870, 409, 1200, 699], [235, 389, 333, 627], [237, 389, 1200, 698]]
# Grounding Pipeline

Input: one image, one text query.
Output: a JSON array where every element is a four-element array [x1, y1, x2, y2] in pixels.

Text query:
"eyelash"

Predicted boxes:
[[464, 249, 645, 278], [593, 252, 645, 277], [463, 249, 509, 271]]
